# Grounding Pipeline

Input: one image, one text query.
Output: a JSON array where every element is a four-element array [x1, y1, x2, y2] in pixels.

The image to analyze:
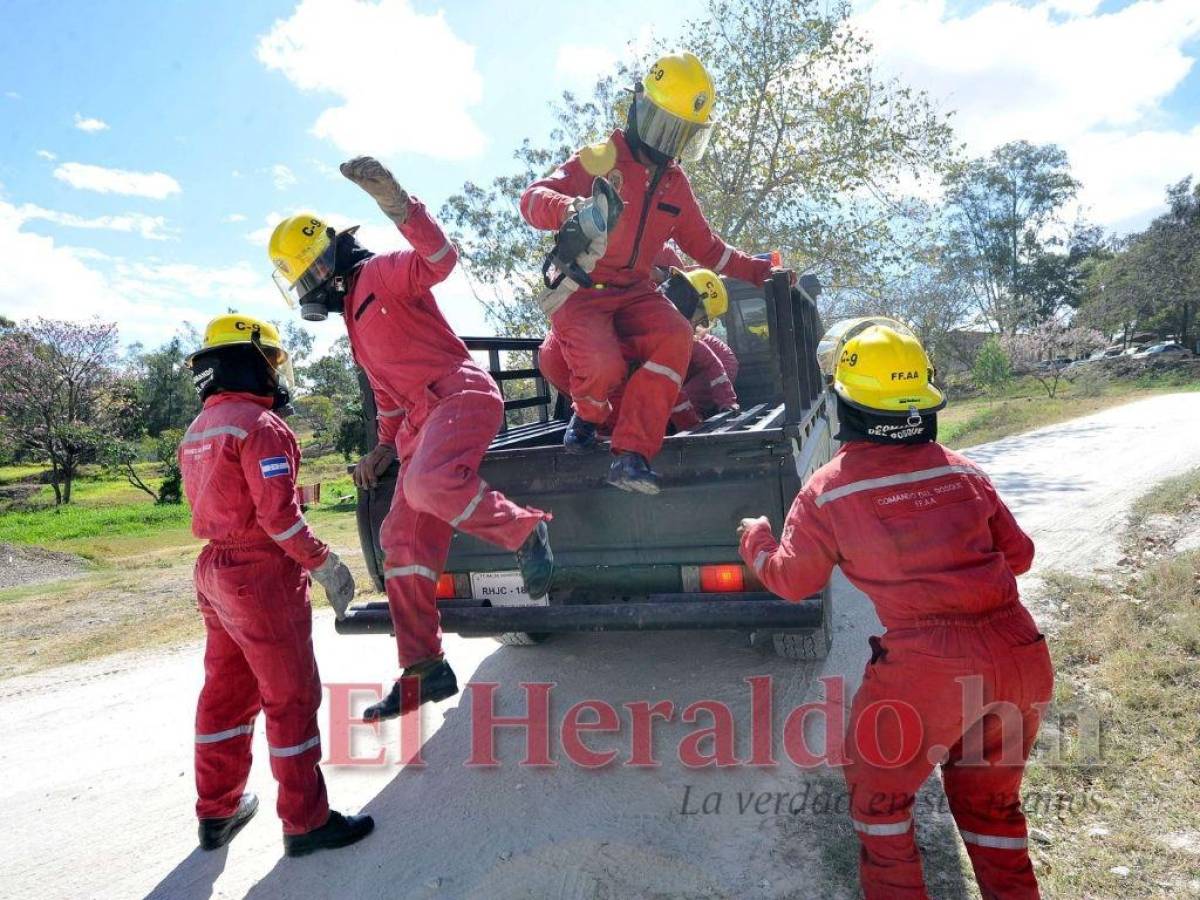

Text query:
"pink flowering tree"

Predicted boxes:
[[1003, 320, 1106, 399], [0, 318, 122, 505]]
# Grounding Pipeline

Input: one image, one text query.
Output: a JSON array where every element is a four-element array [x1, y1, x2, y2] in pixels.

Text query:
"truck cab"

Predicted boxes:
[[338, 272, 837, 659]]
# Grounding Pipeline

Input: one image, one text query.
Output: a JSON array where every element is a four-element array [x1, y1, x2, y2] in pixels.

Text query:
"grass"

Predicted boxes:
[[1129, 467, 1200, 527], [1019, 532, 1200, 894], [0, 502, 193, 548], [940, 371, 1200, 449]]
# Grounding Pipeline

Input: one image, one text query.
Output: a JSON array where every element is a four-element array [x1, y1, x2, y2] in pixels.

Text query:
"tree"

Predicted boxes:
[[1003, 320, 1105, 398], [0, 319, 122, 504], [301, 336, 358, 400], [943, 141, 1084, 334], [442, 0, 956, 334], [972, 337, 1012, 395], [1135, 178, 1199, 349], [130, 335, 200, 436], [102, 428, 184, 504]]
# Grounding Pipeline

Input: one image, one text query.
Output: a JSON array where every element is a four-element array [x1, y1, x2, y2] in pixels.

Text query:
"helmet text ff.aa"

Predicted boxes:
[[820, 318, 945, 417]]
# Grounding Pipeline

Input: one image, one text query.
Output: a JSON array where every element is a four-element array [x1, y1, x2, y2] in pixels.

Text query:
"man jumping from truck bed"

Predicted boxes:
[[268, 158, 553, 722], [520, 52, 772, 494]]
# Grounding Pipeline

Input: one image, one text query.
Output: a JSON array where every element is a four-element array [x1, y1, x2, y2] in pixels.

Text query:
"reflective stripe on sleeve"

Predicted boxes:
[[378, 408, 405, 418], [449, 482, 488, 528], [671, 401, 693, 413], [814, 465, 983, 508], [710, 373, 730, 387], [195, 723, 254, 744], [852, 817, 913, 837], [643, 361, 683, 387], [959, 829, 1028, 850], [427, 241, 454, 264], [715, 247, 733, 273], [182, 425, 248, 444], [578, 395, 608, 409], [385, 565, 439, 583], [271, 518, 307, 542], [753, 550, 769, 574], [268, 735, 321, 758]]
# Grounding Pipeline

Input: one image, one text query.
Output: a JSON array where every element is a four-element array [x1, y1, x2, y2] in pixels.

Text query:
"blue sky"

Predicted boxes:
[[1, 0, 1198, 350]]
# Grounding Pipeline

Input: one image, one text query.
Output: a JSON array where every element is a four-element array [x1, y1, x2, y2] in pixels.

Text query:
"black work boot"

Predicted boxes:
[[283, 810, 375, 858], [362, 657, 459, 723], [199, 792, 259, 851], [607, 451, 661, 495], [563, 414, 599, 454], [516, 520, 554, 600]]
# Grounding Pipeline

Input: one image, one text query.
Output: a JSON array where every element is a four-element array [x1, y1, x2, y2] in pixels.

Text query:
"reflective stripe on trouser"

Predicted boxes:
[[380, 365, 547, 667], [550, 286, 692, 461], [842, 614, 1051, 900], [193, 543, 329, 835]]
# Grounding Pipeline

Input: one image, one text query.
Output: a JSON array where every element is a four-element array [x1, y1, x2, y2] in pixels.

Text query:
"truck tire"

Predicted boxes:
[[497, 632, 551, 647], [760, 584, 834, 661]]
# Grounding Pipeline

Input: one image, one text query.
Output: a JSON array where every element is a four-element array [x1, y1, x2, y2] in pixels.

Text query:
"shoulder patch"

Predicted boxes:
[[259, 456, 291, 479], [578, 139, 617, 177]]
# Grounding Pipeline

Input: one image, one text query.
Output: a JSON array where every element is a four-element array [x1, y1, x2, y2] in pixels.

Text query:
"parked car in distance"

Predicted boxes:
[[1132, 342, 1193, 359]]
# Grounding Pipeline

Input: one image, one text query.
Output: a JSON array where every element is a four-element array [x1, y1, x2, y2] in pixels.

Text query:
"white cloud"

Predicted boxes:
[[53, 162, 182, 199], [855, 0, 1200, 228], [36, 149, 57, 161], [555, 43, 619, 86], [225, 213, 247, 223], [73, 113, 110, 133], [17, 203, 175, 240], [256, 0, 486, 159], [270, 163, 297, 191], [5, 91, 20, 100]]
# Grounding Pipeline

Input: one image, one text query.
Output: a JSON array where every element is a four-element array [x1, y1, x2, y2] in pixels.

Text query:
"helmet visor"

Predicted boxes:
[[634, 93, 714, 162], [258, 345, 296, 393], [271, 238, 337, 309]]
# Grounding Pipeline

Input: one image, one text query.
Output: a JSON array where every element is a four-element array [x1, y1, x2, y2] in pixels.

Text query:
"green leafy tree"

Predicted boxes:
[[441, 0, 955, 334], [972, 337, 1012, 395], [130, 336, 200, 436], [943, 141, 1084, 334]]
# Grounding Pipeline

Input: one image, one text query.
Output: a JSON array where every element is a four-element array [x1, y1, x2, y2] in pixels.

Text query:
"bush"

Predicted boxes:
[[973, 337, 1012, 394]]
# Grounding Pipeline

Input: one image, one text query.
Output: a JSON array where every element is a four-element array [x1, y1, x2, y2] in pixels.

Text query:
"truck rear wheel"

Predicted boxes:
[[756, 584, 833, 661], [496, 632, 551, 647]]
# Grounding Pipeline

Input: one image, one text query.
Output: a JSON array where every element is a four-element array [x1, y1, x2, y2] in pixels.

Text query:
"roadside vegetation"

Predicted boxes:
[[940, 366, 1200, 449], [1020, 469, 1200, 897]]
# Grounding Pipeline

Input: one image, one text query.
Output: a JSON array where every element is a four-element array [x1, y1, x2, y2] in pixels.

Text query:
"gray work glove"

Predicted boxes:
[[312, 551, 356, 620], [340, 155, 412, 224]]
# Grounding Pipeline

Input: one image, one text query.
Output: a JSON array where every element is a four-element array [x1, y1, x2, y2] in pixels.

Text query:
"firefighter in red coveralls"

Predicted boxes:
[[521, 52, 772, 493], [268, 157, 553, 723], [181, 315, 373, 857], [738, 319, 1053, 900]]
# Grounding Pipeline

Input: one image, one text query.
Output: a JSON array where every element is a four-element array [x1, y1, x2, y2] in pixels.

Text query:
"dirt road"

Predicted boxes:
[[2, 393, 1198, 899]]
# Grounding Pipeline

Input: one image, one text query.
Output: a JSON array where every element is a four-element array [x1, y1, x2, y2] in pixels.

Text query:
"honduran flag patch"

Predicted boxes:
[[259, 456, 291, 479]]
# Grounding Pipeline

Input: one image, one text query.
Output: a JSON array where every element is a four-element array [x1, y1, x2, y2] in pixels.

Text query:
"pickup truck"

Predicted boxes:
[[336, 271, 838, 659]]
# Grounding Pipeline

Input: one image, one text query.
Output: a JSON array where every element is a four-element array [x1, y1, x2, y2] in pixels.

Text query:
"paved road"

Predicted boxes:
[[2, 393, 1197, 899]]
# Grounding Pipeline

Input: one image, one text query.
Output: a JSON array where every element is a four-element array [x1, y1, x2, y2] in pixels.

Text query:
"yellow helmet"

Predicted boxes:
[[823, 319, 945, 415], [632, 52, 715, 162], [187, 314, 289, 366], [684, 268, 728, 321], [267, 213, 337, 308]]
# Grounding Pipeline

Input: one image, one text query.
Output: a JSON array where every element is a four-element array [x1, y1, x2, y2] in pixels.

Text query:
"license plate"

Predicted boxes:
[[470, 570, 546, 607]]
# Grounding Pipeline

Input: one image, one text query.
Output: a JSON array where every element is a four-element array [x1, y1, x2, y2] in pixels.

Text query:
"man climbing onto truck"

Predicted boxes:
[[520, 52, 772, 494], [267, 157, 554, 722]]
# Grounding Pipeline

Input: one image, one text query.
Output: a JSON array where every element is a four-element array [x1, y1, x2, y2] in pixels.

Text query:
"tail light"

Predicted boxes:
[[699, 564, 745, 593], [435, 574, 457, 599]]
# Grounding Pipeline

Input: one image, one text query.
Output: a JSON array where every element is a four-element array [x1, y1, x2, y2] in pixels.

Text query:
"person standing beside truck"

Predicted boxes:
[[738, 320, 1052, 900], [520, 52, 772, 494], [180, 315, 373, 857], [267, 157, 554, 723]]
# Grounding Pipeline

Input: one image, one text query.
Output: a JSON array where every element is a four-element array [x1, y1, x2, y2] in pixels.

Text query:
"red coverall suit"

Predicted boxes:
[[538, 331, 735, 432], [342, 200, 548, 668], [681, 333, 738, 418], [520, 129, 770, 460], [180, 392, 330, 835], [740, 441, 1052, 900]]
